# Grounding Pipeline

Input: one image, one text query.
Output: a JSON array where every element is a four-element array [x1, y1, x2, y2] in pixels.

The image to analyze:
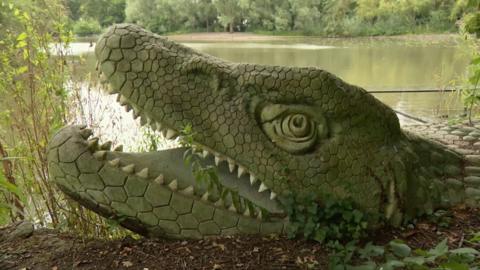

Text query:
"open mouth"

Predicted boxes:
[[80, 90, 285, 217], [48, 95, 287, 238]]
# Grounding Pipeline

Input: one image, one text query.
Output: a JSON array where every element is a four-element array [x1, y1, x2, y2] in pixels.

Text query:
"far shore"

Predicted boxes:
[[168, 32, 460, 43], [74, 31, 461, 44]]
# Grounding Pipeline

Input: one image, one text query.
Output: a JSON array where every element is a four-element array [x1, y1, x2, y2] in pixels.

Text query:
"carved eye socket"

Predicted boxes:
[[259, 104, 328, 154], [277, 113, 315, 142]]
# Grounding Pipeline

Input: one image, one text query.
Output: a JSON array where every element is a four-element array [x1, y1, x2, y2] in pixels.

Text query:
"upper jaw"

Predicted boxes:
[[95, 35, 282, 204]]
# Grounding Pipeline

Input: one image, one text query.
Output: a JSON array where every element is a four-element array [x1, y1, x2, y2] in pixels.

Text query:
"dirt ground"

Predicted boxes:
[[0, 206, 479, 270]]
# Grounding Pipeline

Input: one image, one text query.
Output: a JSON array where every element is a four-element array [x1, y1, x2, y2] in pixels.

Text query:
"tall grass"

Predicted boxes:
[[0, 1, 144, 239]]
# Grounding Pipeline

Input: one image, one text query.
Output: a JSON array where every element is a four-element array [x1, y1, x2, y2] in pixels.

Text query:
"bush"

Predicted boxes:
[[73, 19, 102, 37], [283, 193, 369, 243]]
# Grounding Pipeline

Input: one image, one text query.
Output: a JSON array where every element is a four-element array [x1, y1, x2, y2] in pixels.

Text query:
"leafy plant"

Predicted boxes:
[[283, 192, 369, 243], [72, 18, 102, 37], [462, 54, 480, 124], [179, 124, 258, 216], [426, 210, 453, 228], [330, 238, 480, 270]]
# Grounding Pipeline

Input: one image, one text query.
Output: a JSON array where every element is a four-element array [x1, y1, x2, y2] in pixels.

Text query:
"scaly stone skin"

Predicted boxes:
[[47, 24, 480, 239]]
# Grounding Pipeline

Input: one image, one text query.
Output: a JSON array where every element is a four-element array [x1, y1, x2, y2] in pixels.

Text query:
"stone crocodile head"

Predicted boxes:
[[48, 24, 480, 239]]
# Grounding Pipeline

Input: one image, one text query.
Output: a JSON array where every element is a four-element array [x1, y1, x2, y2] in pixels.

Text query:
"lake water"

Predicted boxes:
[[70, 36, 471, 126]]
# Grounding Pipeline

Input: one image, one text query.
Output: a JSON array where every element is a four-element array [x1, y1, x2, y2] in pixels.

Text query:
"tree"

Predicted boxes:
[[65, 0, 82, 21], [80, 0, 126, 27], [213, 0, 244, 32]]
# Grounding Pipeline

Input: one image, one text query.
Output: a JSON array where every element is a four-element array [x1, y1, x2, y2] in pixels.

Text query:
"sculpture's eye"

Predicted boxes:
[[259, 104, 328, 154]]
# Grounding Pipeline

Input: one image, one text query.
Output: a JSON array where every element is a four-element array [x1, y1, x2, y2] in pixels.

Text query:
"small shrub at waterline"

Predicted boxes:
[[73, 19, 102, 37]]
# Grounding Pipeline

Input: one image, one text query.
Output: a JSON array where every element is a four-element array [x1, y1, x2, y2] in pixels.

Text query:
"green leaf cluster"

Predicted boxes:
[[330, 237, 480, 269], [179, 124, 259, 217], [117, 0, 459, 36], [283, 193, 368, 243]]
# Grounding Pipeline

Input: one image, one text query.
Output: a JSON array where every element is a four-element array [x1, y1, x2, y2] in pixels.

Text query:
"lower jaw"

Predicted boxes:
[[47, 125, 287, 239]]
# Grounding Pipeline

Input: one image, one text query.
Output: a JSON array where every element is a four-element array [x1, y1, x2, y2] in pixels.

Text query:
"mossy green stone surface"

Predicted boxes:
[[46, 24, 480, 239]]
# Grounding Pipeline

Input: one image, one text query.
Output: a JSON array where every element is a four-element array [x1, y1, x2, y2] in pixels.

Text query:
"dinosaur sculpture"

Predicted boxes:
[[47, 24, 480, 239]]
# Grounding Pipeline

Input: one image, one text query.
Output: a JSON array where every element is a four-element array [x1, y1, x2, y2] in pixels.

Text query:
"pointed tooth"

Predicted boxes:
[[114, 145, 123, 152], [202, 150, 209, 158], [87, 137, 99, 150], [258, 183, 268, 193], [250, 175, 257, 185], [95, 61, 99, 71], [93, 150, 106, 160], [168, 179, 178, 191], [79, 128, 93, 139], [100, 73, 107, 83], [165, 129, 177, 140], [180, 186, 194, 196], [228, 204, 237, 212], [132, 108, 140, 119], [227, 159, 235, 172], [237, 166, 245, 178], [201, 192, 209, 201], [214, 155, 223, 166], [243, 207, 250, 217], [161, 129, 167, 137], [136, 168, 149, 178], [119, 95, 128, 106], [156, 122, 162, 131], [122, 164, 135, 174], [214, 199, 224, 207], [270, 192, 277, 200], [140, 117, 148, 126], [257, 210, 263, 220], [100, 141, 112, 150], [108, 158, 120, 167], [154, 174, 164, 184], [124, 104, 132, 112], [106, 86, 117, 94]]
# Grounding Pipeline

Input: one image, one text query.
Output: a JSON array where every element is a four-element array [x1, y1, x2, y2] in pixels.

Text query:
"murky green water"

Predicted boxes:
[[72, 36, 471, 123]]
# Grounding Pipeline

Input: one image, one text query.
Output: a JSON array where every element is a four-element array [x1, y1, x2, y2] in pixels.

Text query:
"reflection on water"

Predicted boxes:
[[69, 37, 470, 124], [67, 81, 180, 151], [184, 42, 338, 50]]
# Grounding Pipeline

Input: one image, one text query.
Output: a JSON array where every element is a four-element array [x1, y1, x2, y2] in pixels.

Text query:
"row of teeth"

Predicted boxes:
[[99, 71, 181, 140], [100, 82, 277, 201], [79, 127, 267, 219], [191, 146, 277, 200]]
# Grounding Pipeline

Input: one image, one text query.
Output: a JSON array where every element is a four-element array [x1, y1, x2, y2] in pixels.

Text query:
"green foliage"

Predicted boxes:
[[73, 18, 102, 36], [283, 193, 369, 243], [461, 54, 480, 123], [119, 0, 461, 36], [330, 237, 480, 269], [464, 12, 480, 35], [458, 0, 480, 123], [0, 0, 131, 239], [180, 124, 222, 193], [0, 0, 71, 226], [179, 124, 258, 216], [426, 210, 453, 228], [0, 169, 22, 223], [66, 0, 125, 27]]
